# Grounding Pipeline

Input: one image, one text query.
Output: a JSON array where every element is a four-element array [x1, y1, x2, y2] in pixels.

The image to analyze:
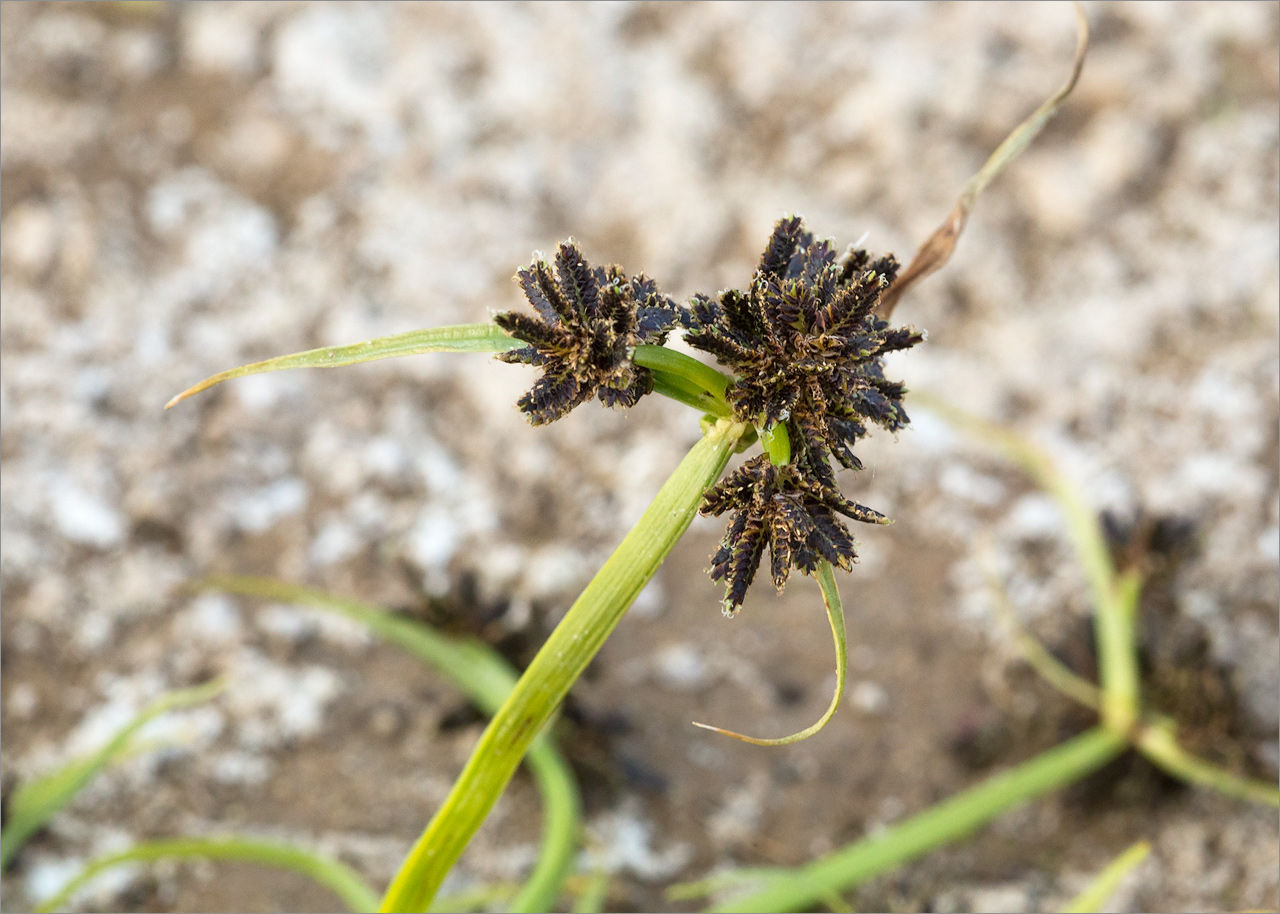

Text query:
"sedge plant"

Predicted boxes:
[[159, 5, 1272, 913], [160, 6, 1096, 912]]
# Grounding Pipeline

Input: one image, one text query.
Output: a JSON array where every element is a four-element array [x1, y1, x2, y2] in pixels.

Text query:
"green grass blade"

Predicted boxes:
[[692, 561, 846, 745], [204, 576, 582, 912], [709, 727, 1126, 912], [380, 418, 747, 913], [204, 577, 513, 714], [35, 836, 379, 913], [666, 867, 789, 903], [1, 680, 224, 869], [1062, 839, 1150, 914], [980, 546, 1102, 711], [166, 323, 520, 409], [510, 746, 581, 913], [1136, 717, 1280, 808], [914, 392, 1140, 733]]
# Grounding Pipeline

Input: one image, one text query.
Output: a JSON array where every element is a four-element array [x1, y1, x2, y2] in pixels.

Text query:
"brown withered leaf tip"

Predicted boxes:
[[495, 241, 679, 425], [685, 216, 924, 613], [703, 454, 889, 615]]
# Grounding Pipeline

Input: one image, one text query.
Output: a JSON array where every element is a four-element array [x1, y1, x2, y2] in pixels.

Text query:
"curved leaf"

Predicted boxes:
[[692, 560, 846, 745], [36, 836, 378, 913], [204, 576, 582, 913], [166, 323, 520, 409], [1, 680, 223, 869]]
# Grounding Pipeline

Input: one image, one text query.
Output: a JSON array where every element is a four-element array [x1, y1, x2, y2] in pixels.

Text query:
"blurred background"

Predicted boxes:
[[1, 1, 1276, 911]]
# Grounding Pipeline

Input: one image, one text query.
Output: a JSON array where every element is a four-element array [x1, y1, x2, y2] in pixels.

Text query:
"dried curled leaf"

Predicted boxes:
[[878, 1, 1090, 318]]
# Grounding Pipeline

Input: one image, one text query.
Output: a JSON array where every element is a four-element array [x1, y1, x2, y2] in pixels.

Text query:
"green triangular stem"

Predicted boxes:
[[379, 418, 747, 912]]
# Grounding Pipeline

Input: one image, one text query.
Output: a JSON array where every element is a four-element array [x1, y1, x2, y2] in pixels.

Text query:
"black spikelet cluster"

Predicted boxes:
[[684, 216, 923, 469], [685, 217, 925, 613], [495, 241, 680, 425], [703, 455, 889, 614]]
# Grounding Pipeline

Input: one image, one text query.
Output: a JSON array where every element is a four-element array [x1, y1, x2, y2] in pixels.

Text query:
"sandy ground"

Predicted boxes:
[[1, 2, 1277, 911]]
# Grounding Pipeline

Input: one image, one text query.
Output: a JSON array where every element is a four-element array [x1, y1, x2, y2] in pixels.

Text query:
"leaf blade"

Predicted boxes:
[[692, 560, 847, 746], [879, 2, 1089, 317], [35, 836, 379, 913], [204, 576, 582, 913], [165, 322, 520, 409], [1, 680, 224, 869]]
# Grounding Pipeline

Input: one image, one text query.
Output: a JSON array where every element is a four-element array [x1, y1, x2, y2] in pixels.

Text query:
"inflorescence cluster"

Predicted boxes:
[[494, 242, 679, 425], [495, 217, 923, 614]]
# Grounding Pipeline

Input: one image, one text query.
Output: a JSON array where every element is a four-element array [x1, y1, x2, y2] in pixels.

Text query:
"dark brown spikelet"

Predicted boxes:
[[683, 217, 924, 471], [687, 216, 923, 613], [702, 455, 889, 615], [495, 241, 680, 424]]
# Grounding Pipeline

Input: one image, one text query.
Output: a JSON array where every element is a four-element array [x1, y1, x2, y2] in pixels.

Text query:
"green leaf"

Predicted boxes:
[[706, 728, 1126, 912], [35, 836, 379, 913], [912, 391, 1139, 733], [1136, 717, 1280, 808], [204, 576, 582, 913], [165, 322, 520, 409], [1, 680, 224, 869], [1063, 840, 1150, 914], [692, 560, 846, 745]]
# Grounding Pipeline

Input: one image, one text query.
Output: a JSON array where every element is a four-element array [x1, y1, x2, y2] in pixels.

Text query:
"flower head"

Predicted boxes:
[[495, 241, 679, 425], [686, 217, 924, 612], [701, 454, 888, 615], [684, 216, 923, 472]]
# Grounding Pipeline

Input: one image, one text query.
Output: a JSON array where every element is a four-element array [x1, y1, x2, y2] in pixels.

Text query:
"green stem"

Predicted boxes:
[[380, 418, 747, 912], [760, 422, 791, 466], [913, 393, 1140, 732], [1137, 717, 1280, 808], [36, 837, 380, 914], [650, 371, 732, 418], [711, 727, 1126, 913], [633, 345, 731, 404]]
